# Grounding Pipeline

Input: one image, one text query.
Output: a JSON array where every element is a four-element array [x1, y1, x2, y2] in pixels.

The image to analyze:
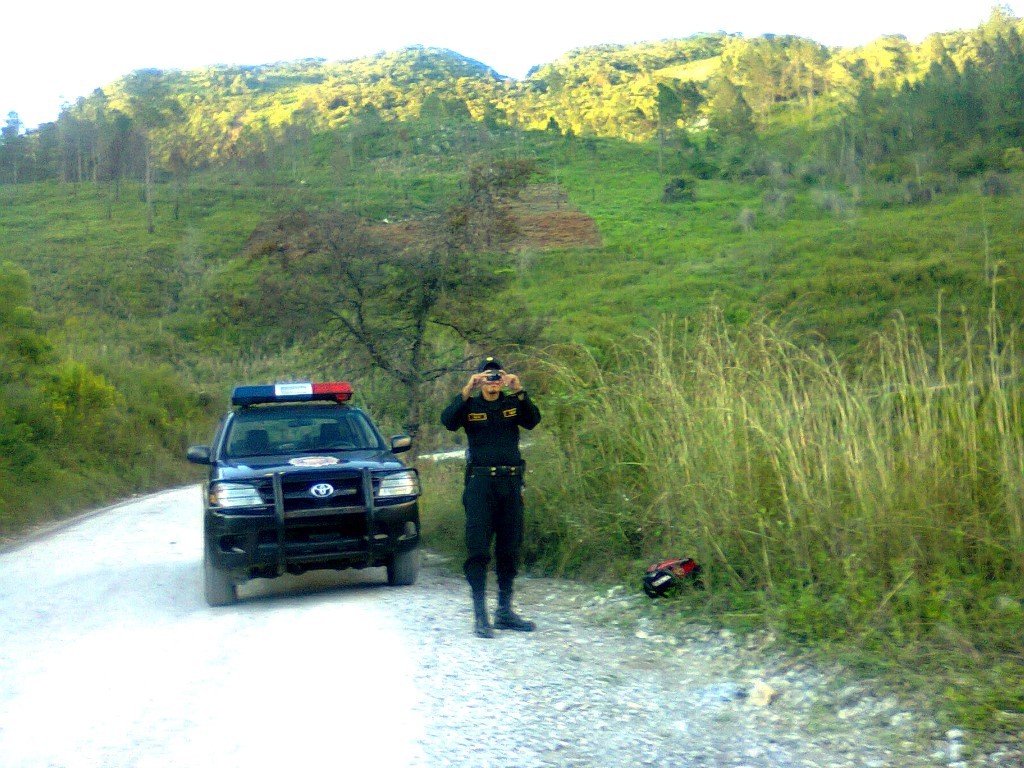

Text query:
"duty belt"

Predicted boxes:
[[468, 465, 521, 477]]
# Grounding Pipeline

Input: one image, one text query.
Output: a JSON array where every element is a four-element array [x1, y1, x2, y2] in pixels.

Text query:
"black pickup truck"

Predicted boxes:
[[186, 381, 421, 606]]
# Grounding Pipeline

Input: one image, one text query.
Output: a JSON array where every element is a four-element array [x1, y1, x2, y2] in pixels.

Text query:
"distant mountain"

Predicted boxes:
[[3, 8, 1022, 184]]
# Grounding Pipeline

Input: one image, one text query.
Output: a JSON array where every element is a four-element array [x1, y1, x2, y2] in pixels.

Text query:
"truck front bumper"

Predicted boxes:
[[204, 470, 420, 578]]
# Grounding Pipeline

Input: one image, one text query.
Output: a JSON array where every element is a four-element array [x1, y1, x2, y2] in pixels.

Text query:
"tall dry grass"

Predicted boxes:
[[527, 308, 1024, 663]]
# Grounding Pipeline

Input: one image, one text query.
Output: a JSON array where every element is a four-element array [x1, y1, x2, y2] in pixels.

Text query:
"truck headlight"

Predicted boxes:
[[376, 470, 420, 498], [209, 482, 264, 508]]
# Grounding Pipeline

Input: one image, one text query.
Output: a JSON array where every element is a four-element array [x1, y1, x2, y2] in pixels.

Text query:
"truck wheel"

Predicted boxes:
[[204, 546, 237, 606], [387, 548, 420, 586]]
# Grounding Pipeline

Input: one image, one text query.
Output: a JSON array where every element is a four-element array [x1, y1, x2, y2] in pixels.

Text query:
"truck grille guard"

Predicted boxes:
[[266, 467, 414, 576]]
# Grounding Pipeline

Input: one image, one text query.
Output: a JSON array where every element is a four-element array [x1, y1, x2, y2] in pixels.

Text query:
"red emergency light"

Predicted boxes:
[[231, 381, 354, 406]]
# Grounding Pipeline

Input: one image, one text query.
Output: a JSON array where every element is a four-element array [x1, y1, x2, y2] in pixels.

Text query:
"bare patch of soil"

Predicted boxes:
[[505, 183, 603, 251], [370, 183, 601, 253], [251, 184, 600, 257]]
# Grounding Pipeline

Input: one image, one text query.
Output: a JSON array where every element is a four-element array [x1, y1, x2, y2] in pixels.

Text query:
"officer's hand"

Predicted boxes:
[[505, 372, 522, 392], [462, 372, 486, 399]]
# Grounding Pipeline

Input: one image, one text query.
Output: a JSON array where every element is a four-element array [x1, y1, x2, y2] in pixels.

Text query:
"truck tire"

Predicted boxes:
[[204, 545, 237, 606], [387, 548, 420, 586]]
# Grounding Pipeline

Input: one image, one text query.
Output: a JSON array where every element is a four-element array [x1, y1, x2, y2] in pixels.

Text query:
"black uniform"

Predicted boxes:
[[440, 389, 541, 595]]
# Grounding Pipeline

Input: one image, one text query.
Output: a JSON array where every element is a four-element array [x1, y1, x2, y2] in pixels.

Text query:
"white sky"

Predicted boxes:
[[2, 1, 1020, 130]]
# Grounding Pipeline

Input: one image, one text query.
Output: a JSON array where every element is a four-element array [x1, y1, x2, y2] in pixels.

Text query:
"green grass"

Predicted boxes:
[[520, 136, 1024, 358]]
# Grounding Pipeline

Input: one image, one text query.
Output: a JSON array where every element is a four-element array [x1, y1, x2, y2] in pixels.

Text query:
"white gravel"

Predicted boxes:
[[0, 486, 1017, 767]]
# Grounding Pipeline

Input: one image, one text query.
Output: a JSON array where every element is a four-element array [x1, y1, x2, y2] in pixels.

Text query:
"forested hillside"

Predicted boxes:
[[3, 10, 1023, 181], [2, 8, 1023, 738]]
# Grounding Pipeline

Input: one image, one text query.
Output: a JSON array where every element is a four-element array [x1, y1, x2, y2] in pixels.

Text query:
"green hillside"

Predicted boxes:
[[2, 8, 1023, 740]]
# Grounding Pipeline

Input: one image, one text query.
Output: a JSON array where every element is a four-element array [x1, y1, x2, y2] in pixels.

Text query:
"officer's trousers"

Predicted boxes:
[[462, 473, 524, 595]]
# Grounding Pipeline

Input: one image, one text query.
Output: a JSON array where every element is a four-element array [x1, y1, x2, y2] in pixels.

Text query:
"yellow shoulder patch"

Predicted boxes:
[[468, 412, 488, 422], [502, 408, 518, 418]]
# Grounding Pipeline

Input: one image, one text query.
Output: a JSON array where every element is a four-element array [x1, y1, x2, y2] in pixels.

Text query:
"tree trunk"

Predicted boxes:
[[145, 139, 155, 234], [403, 379, 422, 456]]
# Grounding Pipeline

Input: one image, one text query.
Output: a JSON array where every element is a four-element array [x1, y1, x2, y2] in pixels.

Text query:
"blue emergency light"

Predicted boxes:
[[231, 381, 353, 406]]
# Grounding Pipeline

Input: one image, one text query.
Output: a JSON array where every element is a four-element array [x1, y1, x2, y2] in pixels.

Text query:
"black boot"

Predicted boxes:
[[472, 591, 495, 639], [494, 590, 536, 632]]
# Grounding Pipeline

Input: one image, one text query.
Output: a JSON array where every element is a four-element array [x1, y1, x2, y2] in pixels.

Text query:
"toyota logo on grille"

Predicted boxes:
[[309, 483, 334, 498]]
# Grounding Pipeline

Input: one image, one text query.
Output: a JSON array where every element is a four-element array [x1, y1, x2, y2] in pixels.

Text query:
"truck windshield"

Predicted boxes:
[[224, 405, 384, 458]]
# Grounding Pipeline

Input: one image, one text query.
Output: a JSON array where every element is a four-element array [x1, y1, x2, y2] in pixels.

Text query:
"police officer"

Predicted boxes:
[[440, 356, 542, 638]]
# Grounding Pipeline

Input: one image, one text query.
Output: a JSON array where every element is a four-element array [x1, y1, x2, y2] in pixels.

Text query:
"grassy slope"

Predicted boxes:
[[524, 137, 1024, 356], [0, 180, 274, 532], [7, 133, 1020, 362]]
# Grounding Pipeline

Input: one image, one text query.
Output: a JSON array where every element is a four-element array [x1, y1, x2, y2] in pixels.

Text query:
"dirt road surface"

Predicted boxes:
[[0, 487, 999, 767]]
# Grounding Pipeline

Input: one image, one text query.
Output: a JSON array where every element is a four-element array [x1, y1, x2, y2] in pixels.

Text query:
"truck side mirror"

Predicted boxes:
[[186, 445, 212, 465]]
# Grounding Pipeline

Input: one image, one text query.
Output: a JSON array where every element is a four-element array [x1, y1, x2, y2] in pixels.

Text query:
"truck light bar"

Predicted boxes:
[[231, 382, 353, 406]]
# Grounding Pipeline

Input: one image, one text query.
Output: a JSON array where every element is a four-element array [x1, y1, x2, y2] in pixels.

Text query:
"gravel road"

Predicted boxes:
[[1, 486, 1018, 768]]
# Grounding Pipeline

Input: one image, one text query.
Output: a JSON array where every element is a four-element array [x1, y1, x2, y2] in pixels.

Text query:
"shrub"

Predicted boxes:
[[762, 188, 795, 217], [869, 161, 909, 184], [811, 188, 853, 215], [1001, 147, 1024, 171], [796, 161, 831, 185], [688, 157, 719, 179], [735, 207, 756, 232], [947, 144, 1002, 178], [903, 180, 933, 204], [979, 172, 1013, 197], [661, 177, 695, 203]]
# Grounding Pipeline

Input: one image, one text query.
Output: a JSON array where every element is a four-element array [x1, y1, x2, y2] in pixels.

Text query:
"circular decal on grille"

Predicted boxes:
[[289, 456, 339, 467], [309, 483, 335, 498]]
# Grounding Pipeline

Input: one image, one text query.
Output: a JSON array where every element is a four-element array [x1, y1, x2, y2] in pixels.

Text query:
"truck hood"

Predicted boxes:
[[213, 450, 406, 481]]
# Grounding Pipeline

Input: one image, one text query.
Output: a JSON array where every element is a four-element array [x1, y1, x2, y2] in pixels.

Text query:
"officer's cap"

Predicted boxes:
[[477, 356, 503, 372]]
